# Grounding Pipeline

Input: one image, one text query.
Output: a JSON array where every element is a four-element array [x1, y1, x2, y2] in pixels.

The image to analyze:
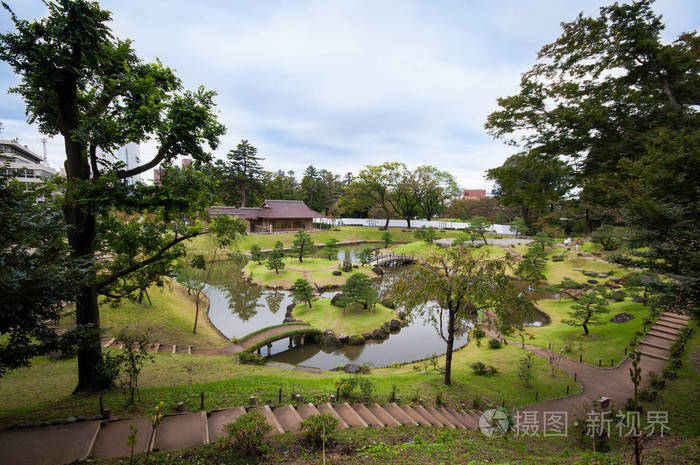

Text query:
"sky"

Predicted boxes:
[[1, 0, 698, 190]]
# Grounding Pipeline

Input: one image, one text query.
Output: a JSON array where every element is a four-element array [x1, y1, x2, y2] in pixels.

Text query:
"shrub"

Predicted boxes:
[[335, 376, 375, 397], [488, 338, 502, 349], [239, 351, 265, 365], [222, 409, 271, 457], [471, 361, 488, 375], [301, 413, 338, 447], [518, 353, 536, 387], [359, 363, 372, 374]]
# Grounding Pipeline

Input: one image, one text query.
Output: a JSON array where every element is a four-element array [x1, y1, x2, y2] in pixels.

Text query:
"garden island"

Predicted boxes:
[[0, 1, 697, 464]]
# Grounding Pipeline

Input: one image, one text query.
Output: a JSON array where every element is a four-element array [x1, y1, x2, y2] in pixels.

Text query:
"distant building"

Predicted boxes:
[[0, 139, 56, 186], [208, 200, 325, 233], [463, 189, 486, 200]]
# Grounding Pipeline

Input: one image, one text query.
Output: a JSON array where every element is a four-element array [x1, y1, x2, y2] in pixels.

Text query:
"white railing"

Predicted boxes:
[[315, 218, 515, 235]]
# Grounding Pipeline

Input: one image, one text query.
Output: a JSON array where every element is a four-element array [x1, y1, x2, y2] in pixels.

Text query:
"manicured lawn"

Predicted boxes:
[[59, 280, 227, 347], [292, 299, 396, 335], [244, 266, 304, 288], [527, 299, 650, 365], [642, 320, 700, 437], [245, 257, 378, 288], [392, 240, 444, 257], [0, 335, 574, 428], [545, 257, 624, 284], [308, 267, 378, 286]]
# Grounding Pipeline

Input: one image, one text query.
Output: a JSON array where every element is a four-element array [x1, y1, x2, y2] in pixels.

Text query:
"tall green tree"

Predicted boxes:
[[266, 249, 285, 274], [344, 162, 402, 229], [414, 166, 460, 220], [341, 273, 378, 310], [388, 248, 527, 385], [223, 139, 264, 207], [291, 278, 316, 308], [389, 166, 420, 228], [485, 0, 699, 307], [0, 0, 232, 390], [289, 230, 315, 263], [321, 238, 339, 260]]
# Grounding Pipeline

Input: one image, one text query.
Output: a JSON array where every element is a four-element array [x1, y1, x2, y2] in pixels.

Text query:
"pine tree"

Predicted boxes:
[[225, 139, 264, 207], [290, 230, 315, 263], [291, 279, 316, 308], [266, 249, 285, 274], [250, 245, 264, 264]]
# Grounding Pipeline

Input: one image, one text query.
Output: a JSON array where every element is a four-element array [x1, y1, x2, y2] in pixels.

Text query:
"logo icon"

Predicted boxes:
[[479, 408, 510, 437]]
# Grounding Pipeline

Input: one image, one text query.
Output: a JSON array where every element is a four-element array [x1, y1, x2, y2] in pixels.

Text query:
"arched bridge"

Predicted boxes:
[[238, 324, 321, 355], [370, 252, 416, 267]]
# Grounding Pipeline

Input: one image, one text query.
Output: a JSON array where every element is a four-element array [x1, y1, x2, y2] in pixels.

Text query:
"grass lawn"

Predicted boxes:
[[292, 299, 396, 335], [187, 226, 465, 257], [59, 280, 226, 347], [245, 257, 378, 288], [545, 257, 624, 284], [393, 241, 508, 260], [642, 319, 700, 437], [528, 299, 650, 365], [0, 335, 574, 428]]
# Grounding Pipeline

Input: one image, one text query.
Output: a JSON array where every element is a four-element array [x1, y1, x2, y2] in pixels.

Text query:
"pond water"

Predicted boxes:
[[202, 244, 545, 370]]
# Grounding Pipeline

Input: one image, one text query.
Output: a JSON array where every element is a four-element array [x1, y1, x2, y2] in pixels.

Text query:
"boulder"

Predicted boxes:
[[610, 312, 635, 323], [582, 271, 598, 277], [332, 270, 342, 276], [382, 322, 391, 332], [342, 261, 353, 272], [286, 302, 297, 313], [319, 333, 343, 349], [372, 266, 384, 276], [587, 279, 599, 284], [573, 268, 584, 272], [330, 293, 345, 307], [353, 264, 359, 269], [362, 332, 372, 339], [397, 311, 407, 320], [338, 334, 349, 343], [348, 334, 365, 345], [283, 316, 297, 323], [371, 328, 388, 340], [343, 363, 362, 373], [390, 319, 402, 331]]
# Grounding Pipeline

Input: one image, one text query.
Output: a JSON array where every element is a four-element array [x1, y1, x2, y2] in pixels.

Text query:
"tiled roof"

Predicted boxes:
[[208, 200, 325, 220]]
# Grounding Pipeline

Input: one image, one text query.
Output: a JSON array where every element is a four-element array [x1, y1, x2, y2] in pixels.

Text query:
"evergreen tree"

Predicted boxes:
[[341, 273, 378, 310], [250, 244, 264, 264], [225, 139, 265, 207], [290, 230, 315, 263], [266, 249, 285, 274], [381, 231, 393, 249], [322, 238, 339, 260], [291, 279, 316, 308]]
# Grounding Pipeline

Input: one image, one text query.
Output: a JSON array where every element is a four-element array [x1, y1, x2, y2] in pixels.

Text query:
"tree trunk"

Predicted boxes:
[[406, 218, 411, 228], [193, 292, 200, 334], [583, 324, 589, 336], [383, 209, 390, 230], [240, 185, 247, 207], [444, 309, 456, 385]]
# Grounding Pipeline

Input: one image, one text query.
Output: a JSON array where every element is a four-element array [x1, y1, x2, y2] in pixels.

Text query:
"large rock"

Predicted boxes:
[[362, 332, 372, 339], [371, 328, 388, 340], [338, 334, 349, 343], [319, 333, 343, 349], [587, 279, 599, 284], [610, 312, 635, 323], [331, 270, 342, 276], [382, 322, 391, 333], [342, 261, 353, 272], [286, 302, 297, 313], [348, 334, 365, 345], [389, 319, 402, 331], [343, 363, 362, 373], [331, 293, 345, 307], [582, 270, 598, 277], [372, 266, 384, 276]]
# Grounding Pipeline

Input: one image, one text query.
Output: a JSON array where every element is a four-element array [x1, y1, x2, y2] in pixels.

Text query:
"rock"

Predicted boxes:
[[348, 334, 365, 345], [371, 328, 388, 340], [331, 293, 345, 307], [397, 311, 406, 320], [342, 261, 353, 272], [372, 266, 384, 276], [286, 302, 297, 313], [382, 322, 391, 332], [610, 312, 635, 323], [362, 332, 372, 339], [353, 264, 359, 269], [597, 273, 609, 278], [587, 279, 599, 284], [320, 333, 343, 349], [283, 316, 297, 323], [610, 278, 624, 284], [338, 334, 349, 343], [573, 268, 584, 272], [583, 271, 598, 277], [632, 296, 644, 303], [332, 270, 342, 276], [344, 363, 361, 373], [65, 417, 77, 423], [390, 319, 402, 331]]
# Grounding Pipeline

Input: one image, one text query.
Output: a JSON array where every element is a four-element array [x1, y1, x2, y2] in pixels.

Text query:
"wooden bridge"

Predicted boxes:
[[370, 252, 416, 267]]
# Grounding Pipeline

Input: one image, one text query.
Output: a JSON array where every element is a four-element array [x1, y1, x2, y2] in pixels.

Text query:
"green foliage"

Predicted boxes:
[[470, 361, 498, 376], [0, 182, 88, 376], [488, 338, 502, 349], [321, 238, 339, 260], [335, 376, 375, 398], [518, 353, 536, 387], [562, 291, 611, 336], [114, 331, 154, 405], [357, 247, 375, 265], [591, 225, 626, 251], [290, 279, 317, 308], [516, 241, 547, 287], [238, 351, 265, 365], [414, 226, 438, 243], [381, 231, 393, 248], [218, 139, 265, 207], [341, 273, 378, 310], [289, 230, 315, 262], [510, 217, 526, 238], [250, 245, 264, 264], [265, 249, 285, 274], [468, 216, 492, 244], [222, 409, 271, 457], [300, 413, 339, 447]]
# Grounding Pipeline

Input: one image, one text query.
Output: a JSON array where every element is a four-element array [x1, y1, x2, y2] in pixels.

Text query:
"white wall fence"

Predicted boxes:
[[315, 217, 515, 235]]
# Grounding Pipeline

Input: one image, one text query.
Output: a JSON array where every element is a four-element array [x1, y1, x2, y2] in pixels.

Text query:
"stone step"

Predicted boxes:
[[367, 404, 401, 427], [91, 418, 152, 459], [316, 403, 349, 429], [461, 410, 483, 429], [424, 406, 456, 428], [646, 330, 677, 342], [295, 403, 322, 420], [334, 402, 368, 428], [642, 334, 676, 347], [273, 405, 304, 433], [157, 344, 173, 353], [101, 338, 115, 348], [413, 405, 444, 427], [351, 403, 384, 427], [400, 404, 431, 426], [663, 312, 690, 321], [453, 409, 478, 429], [638, 340, 671, 352], [154, 412, 208, 452], [0, 420, 101, 465], [640, 350, 669, 361], [437, 408, 467, 429], [207, 407, 246, 442], [657, 315, 689, 326], [654, 320, 686, 332], [251, 406, 285, 436], [383, 403, 418, 426], [649, 326, 681, 337], [175, 345, 189, 354]]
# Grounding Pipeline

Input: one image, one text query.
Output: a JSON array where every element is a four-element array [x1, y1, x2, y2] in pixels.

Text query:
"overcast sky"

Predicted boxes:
[[1, 0, 697, 189]]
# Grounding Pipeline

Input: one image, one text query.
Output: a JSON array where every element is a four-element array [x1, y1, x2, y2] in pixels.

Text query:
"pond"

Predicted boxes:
[[203, 244, 545, 370]]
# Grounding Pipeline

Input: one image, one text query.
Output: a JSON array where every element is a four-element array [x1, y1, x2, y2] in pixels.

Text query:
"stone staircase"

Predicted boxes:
[[638, 311, 691, 361], [0, 402, 484, 465]]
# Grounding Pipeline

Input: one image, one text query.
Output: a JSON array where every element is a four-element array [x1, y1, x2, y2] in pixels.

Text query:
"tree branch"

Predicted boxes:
[[97, 230, 207, 290], [114, 139, 174, 180]]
